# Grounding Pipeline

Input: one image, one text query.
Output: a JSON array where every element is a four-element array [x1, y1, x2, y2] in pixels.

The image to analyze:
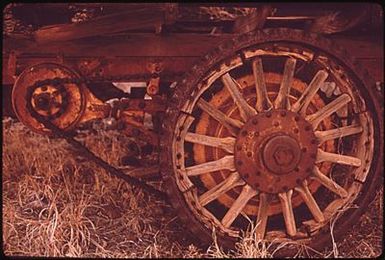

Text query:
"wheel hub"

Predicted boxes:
[[263, 135, 301, 175], [234, 109, 318, 194], [31, 84, 68, 119]]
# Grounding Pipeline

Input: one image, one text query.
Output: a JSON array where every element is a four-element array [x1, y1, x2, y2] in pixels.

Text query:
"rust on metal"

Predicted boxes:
[[235, 109, 318, 194], [12, 63, 86, 135]]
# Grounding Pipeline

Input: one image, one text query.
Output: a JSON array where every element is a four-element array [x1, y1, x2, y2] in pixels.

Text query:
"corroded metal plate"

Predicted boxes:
[[235, 109, 318, 194]]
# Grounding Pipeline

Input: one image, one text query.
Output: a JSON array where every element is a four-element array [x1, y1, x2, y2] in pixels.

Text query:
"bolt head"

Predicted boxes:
[[273, 146, 295, 166]]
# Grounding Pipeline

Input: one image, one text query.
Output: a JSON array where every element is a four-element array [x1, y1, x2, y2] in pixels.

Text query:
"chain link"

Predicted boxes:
[[26, 77, 169, 201]]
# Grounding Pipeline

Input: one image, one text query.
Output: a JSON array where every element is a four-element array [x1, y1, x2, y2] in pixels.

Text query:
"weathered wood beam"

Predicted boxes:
[[33, 4, 177, 43], [232, 5, 272, 34], [4, 34, 232, 57]]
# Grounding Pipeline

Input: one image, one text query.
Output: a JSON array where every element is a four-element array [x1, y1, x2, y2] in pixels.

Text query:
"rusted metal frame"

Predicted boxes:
[[121, 123, 159, 147], [118, 98, 166, 113], [3, 34, 382, 85], [146, 62, 163, 96], [2, 55, 194, 85], [86, 96, 166, 146], [2, 34, 226, 88]]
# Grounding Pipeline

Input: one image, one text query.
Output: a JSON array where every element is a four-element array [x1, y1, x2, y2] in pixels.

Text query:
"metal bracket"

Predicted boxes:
[[146, 62, 163, 96]]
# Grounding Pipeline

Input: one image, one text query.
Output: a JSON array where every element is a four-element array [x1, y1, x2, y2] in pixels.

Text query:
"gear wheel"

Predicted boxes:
[[12, 63, 86, 135]]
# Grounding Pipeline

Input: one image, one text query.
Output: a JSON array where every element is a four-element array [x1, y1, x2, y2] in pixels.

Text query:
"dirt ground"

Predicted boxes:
[[2, 118, 383, 258]]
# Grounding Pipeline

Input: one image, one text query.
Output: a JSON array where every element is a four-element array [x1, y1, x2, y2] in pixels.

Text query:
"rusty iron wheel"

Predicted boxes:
[[12, 63, 87, 135], [161, 28, 383, 253]]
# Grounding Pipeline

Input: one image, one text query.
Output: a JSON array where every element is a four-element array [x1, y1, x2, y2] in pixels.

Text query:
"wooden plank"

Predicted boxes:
[[34, 5, 168, 43], [232, 5, 272, 34], [2, 34, 383, 86], [3, 34, 232, 58], [3, 34, 382, 60]]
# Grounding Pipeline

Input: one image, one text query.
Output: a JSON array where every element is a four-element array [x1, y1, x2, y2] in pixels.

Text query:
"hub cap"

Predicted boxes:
[[235, 109, 318, 194]]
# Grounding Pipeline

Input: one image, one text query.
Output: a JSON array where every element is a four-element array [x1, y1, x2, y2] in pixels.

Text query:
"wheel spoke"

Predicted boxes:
[[197, 99, 244, 136], [255, 193, 270, 239], [278, 190, 297, 236], [274, 58, 296, 109], [312, 166, 348, 198], [306, 94, 351, 129], [295, 180, 325, 223], [315, 125, 363, 144], [185, 132, 236, 154], [186, 155, 235, 176], [199, 171, 245, 206], [221, 184, 257, 228], [291, 70, 329, 114], [252, 57, 272, 112], [316, 148, 362, 167], [221, 73, 257, 122]]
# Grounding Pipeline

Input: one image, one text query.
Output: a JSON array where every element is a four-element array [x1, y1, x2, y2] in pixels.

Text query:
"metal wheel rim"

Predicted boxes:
[[171, 42, 374, 242]]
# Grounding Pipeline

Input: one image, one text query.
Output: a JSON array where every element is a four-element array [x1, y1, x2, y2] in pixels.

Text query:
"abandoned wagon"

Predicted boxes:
[[3, 3, 384, 255]]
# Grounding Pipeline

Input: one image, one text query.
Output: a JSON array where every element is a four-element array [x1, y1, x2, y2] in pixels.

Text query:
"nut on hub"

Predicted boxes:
[[234, 109, 318, 194], [31, 84, 68, 118], [263, 135, 301, 174]]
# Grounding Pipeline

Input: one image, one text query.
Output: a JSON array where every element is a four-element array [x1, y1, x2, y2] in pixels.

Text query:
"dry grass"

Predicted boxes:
[[2, 118, 383, 258]]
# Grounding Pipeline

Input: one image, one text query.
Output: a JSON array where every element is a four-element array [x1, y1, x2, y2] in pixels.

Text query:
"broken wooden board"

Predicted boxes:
[[33, 4, 178, 43]]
